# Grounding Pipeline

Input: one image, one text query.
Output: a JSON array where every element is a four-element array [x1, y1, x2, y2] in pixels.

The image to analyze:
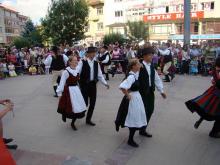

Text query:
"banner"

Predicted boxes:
[[143, 11, 204, 22]]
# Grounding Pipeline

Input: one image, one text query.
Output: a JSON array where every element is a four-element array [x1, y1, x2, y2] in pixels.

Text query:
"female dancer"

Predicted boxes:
[[57, 56, 87, 130], [115, 59, 147, 147], [185, 58, 220, 138]]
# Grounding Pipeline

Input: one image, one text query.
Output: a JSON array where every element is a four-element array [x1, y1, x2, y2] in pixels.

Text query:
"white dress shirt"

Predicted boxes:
[[143, 61, 164, 93], [77, 58, 108, 85], [44, 54, 69, 67]]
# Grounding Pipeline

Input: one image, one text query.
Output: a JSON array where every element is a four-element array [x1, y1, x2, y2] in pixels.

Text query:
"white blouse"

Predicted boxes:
[[119, 71, 138, 90], [56, 67, 78, 96]]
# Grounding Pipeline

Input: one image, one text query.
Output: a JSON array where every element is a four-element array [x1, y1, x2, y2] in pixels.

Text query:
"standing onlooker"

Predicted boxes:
[[181, 45, 190, 74]]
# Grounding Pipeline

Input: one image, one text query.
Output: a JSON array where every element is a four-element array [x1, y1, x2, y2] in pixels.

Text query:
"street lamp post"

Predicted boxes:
[[184, 0, 191, 45]]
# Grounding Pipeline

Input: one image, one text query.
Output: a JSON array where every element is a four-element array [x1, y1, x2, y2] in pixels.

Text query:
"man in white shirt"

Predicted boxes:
[[77, 47, 110, 126], [139, 47, 167, 137], [98, 45, 111, 80]]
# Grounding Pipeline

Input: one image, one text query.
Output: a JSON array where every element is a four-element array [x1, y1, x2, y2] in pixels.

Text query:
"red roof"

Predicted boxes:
[[0, 4, 19, 13]]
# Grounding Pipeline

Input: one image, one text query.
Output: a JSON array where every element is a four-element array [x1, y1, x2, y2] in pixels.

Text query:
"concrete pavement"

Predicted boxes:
[[1, 74, 220, 165]]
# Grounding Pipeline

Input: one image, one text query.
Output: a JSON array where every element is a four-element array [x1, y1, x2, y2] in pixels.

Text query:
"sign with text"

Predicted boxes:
[[143, 11, 204, 22]]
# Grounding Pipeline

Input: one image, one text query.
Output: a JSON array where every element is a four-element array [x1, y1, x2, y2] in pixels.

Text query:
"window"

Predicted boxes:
[[0, 27, 2, 33], [97, 22, 103, 31], [194, 23, 199, 33], [5, 28, 13, 33], [176, 24, 183, 34], [85, 24, 90, 32], [211, 2, 215, 10], [166, 6, 169, 13], [201, 3, 205, 10], [152, 24, 171, 34], [115, 11, 123, 17], [202, 22, 220, 34], [97, 7, 103, 15]]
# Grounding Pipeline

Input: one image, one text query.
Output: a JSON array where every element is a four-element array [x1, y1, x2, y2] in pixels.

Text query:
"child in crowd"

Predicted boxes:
[[189, 57, 198, 75], [29, 65, 37, 75], [1, 60, 9, 78], [8, 62, 17, 77]]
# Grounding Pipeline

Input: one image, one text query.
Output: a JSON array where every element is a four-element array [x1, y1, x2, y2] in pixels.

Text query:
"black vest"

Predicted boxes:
[[163, 49, 172, 64], [80, 60, 98, 84], [51, 55, 65, 71], [139, 63, 155, 95], [98, 52, 111, 66]]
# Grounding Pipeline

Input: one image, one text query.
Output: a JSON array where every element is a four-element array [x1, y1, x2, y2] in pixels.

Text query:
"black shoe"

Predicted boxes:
[[209, 132, 220, 138], [169, 73, 175, 80], [115, 123, 120, 132], [139, 131, 152, 138], [3, 138, 13, 144], [53, 86, 58, 97], [194, 119, 203, 129], [6, 144, 18, 150], [127, 140, 139, 148], [71, 122, 77, 131], [62, 114, 66, 122], [86, 121, 96, 126], [163, 75, 171, 82]]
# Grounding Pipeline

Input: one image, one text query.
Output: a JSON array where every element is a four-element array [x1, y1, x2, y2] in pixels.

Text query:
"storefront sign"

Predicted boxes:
[[143, 11, 204, 22], [169, 34, 220, 40]]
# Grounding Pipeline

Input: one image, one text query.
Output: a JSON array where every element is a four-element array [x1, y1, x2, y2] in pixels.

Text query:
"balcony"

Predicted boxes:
[[88, 0, 104, 7]]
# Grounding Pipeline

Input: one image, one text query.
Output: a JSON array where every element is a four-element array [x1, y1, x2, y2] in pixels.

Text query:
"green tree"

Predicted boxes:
[[21, 20, 35, 38], [12, 37, 31, 49], [103, 33, 126, 45], [127, 21, 149, 41], [41, 0, 89, 46], [21, 19, 43, 46]]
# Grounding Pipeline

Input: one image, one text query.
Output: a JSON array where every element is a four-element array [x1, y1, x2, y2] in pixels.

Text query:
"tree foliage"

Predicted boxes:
[[12, 37, 31, 49], [103, 33, 126, 45], [41, 0, 89, 46], [127, 21, 149, 41], [21, 19, 42, 46], [12, 19, 42, 48]]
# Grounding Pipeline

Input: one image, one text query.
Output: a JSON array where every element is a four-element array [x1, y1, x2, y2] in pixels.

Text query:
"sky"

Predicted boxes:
[[0, 0, 51, 25]]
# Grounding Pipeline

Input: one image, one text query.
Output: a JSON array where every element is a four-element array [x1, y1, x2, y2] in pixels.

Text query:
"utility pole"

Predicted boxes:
[[184, 0, 191, 45]]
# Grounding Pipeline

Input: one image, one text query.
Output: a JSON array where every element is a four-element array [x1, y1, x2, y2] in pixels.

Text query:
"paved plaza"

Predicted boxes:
[[1, 74, 220, 165]]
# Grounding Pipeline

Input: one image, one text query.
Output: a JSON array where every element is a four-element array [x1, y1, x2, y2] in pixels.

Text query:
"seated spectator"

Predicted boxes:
[[8, 62, 17, 77], [1, 60, 9, 78], [29, 65, 37, 75], [0, 60, 4, 79], [0, 99, 17, 150]]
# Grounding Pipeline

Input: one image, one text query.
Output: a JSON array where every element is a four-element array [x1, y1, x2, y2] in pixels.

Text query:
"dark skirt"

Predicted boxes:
[[185, 86, 220, 121], [115, 96, 129, 129], [57, 86, 85, 121]]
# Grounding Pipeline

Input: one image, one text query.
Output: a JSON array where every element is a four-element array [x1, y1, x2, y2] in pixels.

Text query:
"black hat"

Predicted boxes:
[[51, 46, 59, 53], [102, 45, 108, 50], [141, 47, 155, 57], [87, 47, 97, 53]]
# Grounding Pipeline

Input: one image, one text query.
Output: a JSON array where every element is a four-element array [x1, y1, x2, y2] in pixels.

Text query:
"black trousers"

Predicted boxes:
[[140, 90, 155, 133], [80, 82, 97, 122], [210, 119, 220, 135]]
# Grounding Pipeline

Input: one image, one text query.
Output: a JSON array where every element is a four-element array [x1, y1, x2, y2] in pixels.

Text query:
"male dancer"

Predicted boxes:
[[139, 47, 167, 137], [44, 46, 68, 97], [98, 45, 111, 80], [77, 47, 110, 126]]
